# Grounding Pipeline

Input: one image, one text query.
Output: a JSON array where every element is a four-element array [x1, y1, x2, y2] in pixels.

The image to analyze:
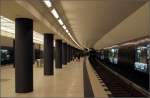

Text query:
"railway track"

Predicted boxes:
[[89, 57, 149, 97]]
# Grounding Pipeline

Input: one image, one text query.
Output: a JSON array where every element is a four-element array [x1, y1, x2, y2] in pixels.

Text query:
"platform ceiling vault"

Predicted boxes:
[[0, 0, 80, 49], [56, 0, 149, 49], [1, 0, 149, 49]]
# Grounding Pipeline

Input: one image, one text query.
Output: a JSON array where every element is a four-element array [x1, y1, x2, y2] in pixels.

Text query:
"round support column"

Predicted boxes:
[[13, 39, 15, 68], [66, 44, 69, 63], [62, 43, 66, 65], [44, 34, 54, 75], [55, 40, 62, 68], [15, 18, 33, 93], [64, 43, 67, 65]]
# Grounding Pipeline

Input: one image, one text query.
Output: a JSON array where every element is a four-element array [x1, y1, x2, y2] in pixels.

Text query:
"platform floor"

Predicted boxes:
[[0, 59, 83, 97], [0, 58, 108, 97]]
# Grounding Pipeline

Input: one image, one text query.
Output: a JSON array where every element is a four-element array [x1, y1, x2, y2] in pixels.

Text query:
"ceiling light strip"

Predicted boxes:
[[43, 0, 52, 8], [42, 2, 82, 48], [58, 19, 63, 25], [66, 29, 69, 33], [51, 8, 59, 19], [62, 25, 67, 30], [68, 33, 82, 48]]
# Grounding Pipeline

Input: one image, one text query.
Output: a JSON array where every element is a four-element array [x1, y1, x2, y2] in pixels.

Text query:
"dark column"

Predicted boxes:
[[64, 43, 67, 65], [15, 18, 33, 93], [44, 34, 54, 75], [70, 46, 72, 61], [72, 47, 74, 60], [62, 43, 65, 65], [38, 44, 41, 59], [66, 44, 69, 63], [68, 45, 70, 63], [69, 45, 71, 62], [62, 43, 67, 65], [33, 43, 35, 65], [13, 39, 15, 68], [71, 46, 73, 61], [55, 40, 62, 68]]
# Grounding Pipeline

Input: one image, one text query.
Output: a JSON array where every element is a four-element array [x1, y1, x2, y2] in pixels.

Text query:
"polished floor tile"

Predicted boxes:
[[0, 59, 84, 97]]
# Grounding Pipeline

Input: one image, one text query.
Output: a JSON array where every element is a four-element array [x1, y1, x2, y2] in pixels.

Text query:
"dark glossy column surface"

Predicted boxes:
[[33, 43, 35, 64], [67, 44, 70, 63], [62, 43, 65, 65], [15, 18, 33, 93], [55, 40, 62, 68], [69, 45, 71, 62], [70, 47, 73, 61], [64, 43, 67, 65], [13, 39, 15, 68], [44, 34, 54, 75]]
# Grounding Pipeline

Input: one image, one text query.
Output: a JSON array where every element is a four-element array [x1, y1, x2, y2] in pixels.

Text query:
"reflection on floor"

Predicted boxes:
[[0, 59, 84, 97]]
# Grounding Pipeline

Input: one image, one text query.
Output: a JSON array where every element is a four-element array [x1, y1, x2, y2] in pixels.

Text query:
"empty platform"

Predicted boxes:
[[0, 59, 84, 97], [0, 58, 109, 97]]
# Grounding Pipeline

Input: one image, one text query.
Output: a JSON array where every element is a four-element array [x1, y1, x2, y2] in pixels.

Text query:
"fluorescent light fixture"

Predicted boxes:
[[43, 0, 52, 8], [63, 25, 67, 30], [66, 29, 69, 33], [67, 33, 82, 48], [58, 19, 63, 25], [51, 8, 59, 19]]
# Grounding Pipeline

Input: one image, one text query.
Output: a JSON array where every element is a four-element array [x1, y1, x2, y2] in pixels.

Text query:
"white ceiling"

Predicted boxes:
[[59, 0, 148, 48], [0, 0, 79, 49], [1, 0, 149, 50], [94, 1, 150, 49]]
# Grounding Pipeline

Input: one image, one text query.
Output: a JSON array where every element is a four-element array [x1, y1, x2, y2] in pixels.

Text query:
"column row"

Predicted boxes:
[[15, 18, 83, 93]]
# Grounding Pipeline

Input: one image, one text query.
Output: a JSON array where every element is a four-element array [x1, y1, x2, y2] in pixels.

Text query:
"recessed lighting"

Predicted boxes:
[[51, 8, 59, 19], [43, 0, 52, 8], [58, 19, 63, 25], [63, 25, 67, 30]]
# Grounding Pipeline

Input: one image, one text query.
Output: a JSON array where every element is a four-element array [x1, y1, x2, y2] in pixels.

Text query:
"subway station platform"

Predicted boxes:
[[0, 58, 108, 97], [0, 0, 149, 97]]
